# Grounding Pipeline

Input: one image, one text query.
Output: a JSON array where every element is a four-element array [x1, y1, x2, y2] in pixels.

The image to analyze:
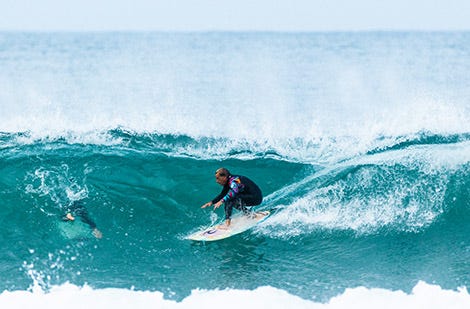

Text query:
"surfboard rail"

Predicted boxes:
[[187, 211, 270, 241]]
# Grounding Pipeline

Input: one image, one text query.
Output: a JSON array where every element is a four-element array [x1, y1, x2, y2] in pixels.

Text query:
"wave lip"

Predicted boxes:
[[2, 129, 470, 164]]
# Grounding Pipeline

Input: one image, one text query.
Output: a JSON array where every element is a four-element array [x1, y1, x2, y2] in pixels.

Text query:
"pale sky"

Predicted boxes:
[[1, 0, 469, 31]]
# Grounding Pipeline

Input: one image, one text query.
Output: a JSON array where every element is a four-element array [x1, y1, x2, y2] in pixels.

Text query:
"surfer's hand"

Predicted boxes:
[[213, 200, 223, 209], [201, 202, 212, 208]]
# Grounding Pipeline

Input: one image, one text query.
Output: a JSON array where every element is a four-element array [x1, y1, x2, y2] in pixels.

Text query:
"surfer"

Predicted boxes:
[[201, 168, 263, 228], [62, 200, 103, 239]]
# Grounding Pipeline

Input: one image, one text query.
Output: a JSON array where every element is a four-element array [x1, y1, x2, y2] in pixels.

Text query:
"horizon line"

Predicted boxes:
[[1, 28, 470, 33]]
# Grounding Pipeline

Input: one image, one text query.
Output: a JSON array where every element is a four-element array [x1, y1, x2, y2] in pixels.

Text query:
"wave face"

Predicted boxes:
[[0, 32, 469, 305]]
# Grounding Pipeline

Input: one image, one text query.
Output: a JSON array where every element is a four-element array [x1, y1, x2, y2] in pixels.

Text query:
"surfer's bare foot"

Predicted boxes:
[[92, 228, 103, 239], [218, 219, 231, 229], [65, 213, 75, 221]]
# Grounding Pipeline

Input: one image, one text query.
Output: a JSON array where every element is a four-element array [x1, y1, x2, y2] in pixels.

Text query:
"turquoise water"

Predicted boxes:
[[0, 32, 469, 306]]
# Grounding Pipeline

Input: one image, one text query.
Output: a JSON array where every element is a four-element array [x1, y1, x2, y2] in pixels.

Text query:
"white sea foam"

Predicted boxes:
[[0, 281, 468, 309]]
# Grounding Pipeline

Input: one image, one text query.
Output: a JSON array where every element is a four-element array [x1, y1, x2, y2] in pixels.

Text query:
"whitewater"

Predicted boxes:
[[0, 31, 469, 308]]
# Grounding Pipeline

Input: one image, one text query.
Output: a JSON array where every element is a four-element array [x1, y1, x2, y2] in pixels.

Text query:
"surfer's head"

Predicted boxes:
[[215, 168, 231, 185]]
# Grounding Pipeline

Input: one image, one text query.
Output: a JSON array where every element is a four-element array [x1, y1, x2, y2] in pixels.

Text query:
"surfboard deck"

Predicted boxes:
[[57, 220, 92, 239], [187, 211, 270, 241]]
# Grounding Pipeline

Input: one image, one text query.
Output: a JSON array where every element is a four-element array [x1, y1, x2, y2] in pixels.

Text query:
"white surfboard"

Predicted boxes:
[[57, 220, 92, 239], [187, 211, 270, 241]]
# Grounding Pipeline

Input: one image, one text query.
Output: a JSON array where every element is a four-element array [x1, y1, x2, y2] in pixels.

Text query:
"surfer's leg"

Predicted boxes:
[[219, 201, 236, 228], [234, 198, 254, 217], [224, 200, 234, 220], [74, 205, 97, 229]]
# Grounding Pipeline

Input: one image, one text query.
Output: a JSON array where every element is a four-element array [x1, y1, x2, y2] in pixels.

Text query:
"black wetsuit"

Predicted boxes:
[[211, 175, 263, 220], [63, 201, 97, 229]]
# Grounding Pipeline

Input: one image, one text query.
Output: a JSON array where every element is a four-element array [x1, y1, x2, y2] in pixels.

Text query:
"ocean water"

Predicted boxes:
[[0, 32, 469, 308]]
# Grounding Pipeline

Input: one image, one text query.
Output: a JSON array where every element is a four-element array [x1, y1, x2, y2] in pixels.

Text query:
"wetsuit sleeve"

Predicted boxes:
[[211, 186, 229, 204], [221, 178, 242, 202]]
